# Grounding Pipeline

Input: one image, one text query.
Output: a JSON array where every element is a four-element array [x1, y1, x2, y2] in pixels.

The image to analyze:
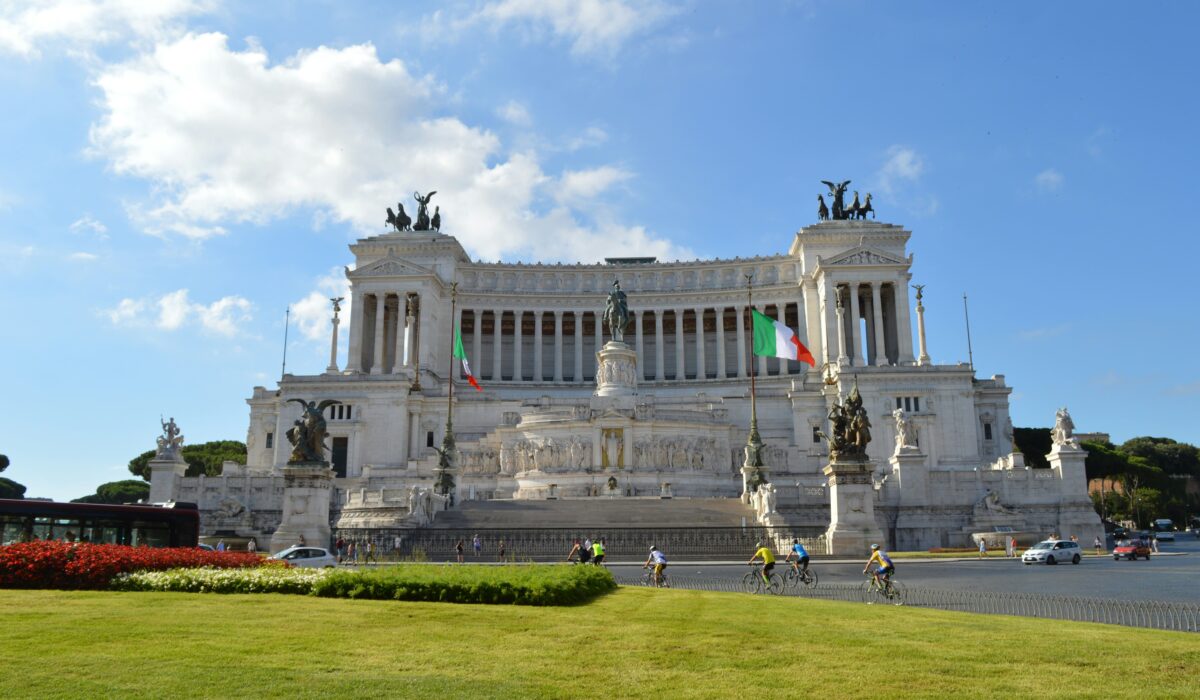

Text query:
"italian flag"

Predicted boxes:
[[453, 327, 483, 391], [751, 308, 815, 366]]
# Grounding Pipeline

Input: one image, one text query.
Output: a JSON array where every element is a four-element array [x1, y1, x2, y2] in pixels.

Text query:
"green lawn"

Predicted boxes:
[[1, 587, 1195, 699]]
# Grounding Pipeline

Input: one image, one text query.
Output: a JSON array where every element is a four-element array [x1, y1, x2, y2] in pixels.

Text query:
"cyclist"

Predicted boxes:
[[643, 545, 668, 586], [862, 544, 894, 588], [592, 538, 606, 566], [784, 538, 810, 577], [748, 541, 776, 584]]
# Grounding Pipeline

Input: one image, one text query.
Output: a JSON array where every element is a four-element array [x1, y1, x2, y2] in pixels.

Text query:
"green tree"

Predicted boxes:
[[1012, 428, 1052, 468], [128, 441, 247, 480], [1120, 437, 1200, 477], [72, 480, 151, 504], [0, 453, 26, 499]]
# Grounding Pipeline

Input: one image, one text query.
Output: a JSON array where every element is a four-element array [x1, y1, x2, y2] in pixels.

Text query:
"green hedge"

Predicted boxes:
[[114, 564, 616, 606], [311, 564, 616, 606]]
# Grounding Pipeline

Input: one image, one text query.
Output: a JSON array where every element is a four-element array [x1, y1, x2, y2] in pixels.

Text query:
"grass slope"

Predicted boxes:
[[1, 587, 1195, 699]]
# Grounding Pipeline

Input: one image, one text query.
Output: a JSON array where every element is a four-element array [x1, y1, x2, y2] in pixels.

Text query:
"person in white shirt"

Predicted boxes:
[[643, 545, 669, 587]]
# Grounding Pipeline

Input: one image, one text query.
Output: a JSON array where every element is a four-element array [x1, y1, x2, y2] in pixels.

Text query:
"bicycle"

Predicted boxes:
[[641, 566, 670, 588], [783, 563, 818, 590], [742, 564, 784, 595], [860, 572, 906, 605]]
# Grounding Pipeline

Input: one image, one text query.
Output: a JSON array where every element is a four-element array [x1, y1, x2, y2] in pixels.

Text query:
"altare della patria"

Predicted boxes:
[[147, 183, 1102, 556]]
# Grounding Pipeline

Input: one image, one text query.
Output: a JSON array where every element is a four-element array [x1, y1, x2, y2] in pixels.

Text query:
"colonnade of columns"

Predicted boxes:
[[822, 280, 915, 367], [346, 291, 422, 375], [456, 302, 806, 384]]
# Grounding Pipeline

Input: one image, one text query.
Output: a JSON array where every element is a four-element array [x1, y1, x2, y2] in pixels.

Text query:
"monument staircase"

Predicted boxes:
[[340, 497, 827, 561]]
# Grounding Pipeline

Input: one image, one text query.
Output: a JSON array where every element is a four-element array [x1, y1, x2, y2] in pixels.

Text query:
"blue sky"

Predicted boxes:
[[1, 1, 1197, 501]]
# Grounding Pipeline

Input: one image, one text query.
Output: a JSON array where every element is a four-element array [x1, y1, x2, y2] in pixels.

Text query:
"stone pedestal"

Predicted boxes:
[[888, 450, 927, 507], [148, 456, 188, 503], [1047, 445, 1104, 544], [595, 342, 638, 397], [823, 458, 884, 555], [270, 462, 335, 553]]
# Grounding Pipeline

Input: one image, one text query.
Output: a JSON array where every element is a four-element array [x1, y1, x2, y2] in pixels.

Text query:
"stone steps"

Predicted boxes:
[[428, 497, 756, 529]]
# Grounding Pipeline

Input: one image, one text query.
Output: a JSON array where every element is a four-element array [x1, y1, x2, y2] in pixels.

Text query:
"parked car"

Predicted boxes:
[[1022, 539, 1082, 565], [269, 546, 339, 568], [1112, 539, 1151, 560]]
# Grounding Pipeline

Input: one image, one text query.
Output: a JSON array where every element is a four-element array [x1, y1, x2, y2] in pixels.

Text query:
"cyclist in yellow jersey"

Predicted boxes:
[[747, 541, 776, 584], [863, 544, 894, 586]]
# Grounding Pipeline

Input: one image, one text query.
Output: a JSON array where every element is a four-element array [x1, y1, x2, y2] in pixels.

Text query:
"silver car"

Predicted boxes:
[[1021, 540, 1082, 565], [269, 545, 339, 568]]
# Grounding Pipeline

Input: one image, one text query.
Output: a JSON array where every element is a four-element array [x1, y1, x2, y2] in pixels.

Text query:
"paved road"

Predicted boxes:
[[609, 537, 1200, 604]]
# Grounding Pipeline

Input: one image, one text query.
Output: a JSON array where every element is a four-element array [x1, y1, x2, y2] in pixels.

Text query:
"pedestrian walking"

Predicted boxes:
[[1093, 536, 1103, 555], [347, 541, 357, 565], [216, 539, 226, 552], [473, 534, 482, 558], [497, 539, 506, 563], [335, 536, 345, 562], [1004, 537, 1013, 558], [364, 540, 377, 564], [977, 539, 987, 559], [247, 538, 257, 554], [456, 538, 465, 563]]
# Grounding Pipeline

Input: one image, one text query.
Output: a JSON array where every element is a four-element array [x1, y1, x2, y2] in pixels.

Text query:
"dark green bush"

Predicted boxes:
[[310, 564, 615, 606]]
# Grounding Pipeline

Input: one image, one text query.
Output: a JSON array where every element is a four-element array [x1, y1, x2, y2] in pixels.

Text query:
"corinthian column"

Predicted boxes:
[[735, 305, 747, 378], [872, 283, 887, 366], [370, 293, 386, 374], [695, 307, 707, 380], [715, 307, 726, 379], [674, 309, 685, 380], [553, 311, 564, 382], [654, 310, 665, 381], [533, 311, 544, 381], [513, 311, 524, 381]]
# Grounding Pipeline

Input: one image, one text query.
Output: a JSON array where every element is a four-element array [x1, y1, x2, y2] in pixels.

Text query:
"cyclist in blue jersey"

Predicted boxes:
[[784, 538, 810, 576]]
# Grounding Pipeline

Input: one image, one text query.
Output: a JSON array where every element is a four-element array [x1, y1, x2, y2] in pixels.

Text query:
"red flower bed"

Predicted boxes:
[[0, 541, 269, 590]]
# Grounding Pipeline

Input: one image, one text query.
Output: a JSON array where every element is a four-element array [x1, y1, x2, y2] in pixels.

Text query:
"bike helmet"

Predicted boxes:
[[871, 544, 880, 550], [649, 545, 658, 551], [755, 542, 763, 548]]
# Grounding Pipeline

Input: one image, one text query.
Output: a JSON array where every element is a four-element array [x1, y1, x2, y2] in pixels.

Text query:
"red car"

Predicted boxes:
[[1113, 539, 1151, 560]]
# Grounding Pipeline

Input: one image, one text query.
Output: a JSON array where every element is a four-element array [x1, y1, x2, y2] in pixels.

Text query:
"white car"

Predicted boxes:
[[1154, 531, 1175, 542], [1022, 540, 1082, 565], [269, 546, 339, 568]]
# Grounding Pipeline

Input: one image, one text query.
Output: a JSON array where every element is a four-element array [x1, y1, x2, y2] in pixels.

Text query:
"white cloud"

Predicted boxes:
[[496, 99, 531, 126], [105, 288, 253, 336], [555, 165, 631, 206], [566, 125, 608, 151], [876, 145, 924, 196], [461, 0, 679, 58], [0, 0, 210, 57], [87, 32, 687, 261], [291, 267, 352, 342], [70, 215, 108, 238], [1034, 168, 1063, 192], [68, 251, 98, 261]]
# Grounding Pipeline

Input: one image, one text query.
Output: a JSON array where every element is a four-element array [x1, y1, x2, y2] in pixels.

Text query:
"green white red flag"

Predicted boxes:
[[453, 326, 482, 391], [751, 308, 815, 366]]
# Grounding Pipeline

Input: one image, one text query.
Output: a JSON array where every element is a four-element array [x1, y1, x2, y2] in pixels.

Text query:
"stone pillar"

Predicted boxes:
[[871, 283, 887, 366], [533, 311, 543, 381], [695, 307, 706, 380], [848, 284, 862, 366], [148, 456, 188, 503], [715, 306, 726, 379], [327, 301, 342, 374], [398, 294, 412, 374], [404, 295, 417, 368], [513, 310, 523, 381], [346, 290, 365, 373], [804, 279, 823, 366], [835, 287, 849, 367], [472, 309, 483, 375], [409, 411, 421, 459], [411, 293, 423, 373], [370, 293, 386, 374], [674, 309, 685, 380], [1047, 444, 1104, 545], [553, 311, 564, 382], [595, 342, 638, 397], [654, 310, 665, 381], [735, 305, 747, 378], [492, 309, 503, 381], [634, 310, 645, 379], [574, 311, 584, 382], [915, 292, 931, 366], [894, 281, 915, 364], [823, 458, 884, 555], [270, 463, 335, 553]]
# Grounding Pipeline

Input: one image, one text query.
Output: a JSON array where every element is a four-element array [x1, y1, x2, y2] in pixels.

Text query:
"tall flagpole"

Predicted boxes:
[[280, 306, 290, 380], [742, 274, 765, 498], [436, 282, 458, 500]]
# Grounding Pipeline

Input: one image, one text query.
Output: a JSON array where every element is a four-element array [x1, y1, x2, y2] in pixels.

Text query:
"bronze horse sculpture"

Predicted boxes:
[[855, 193, 875, 220], [817, 195, 830, 221], [386, 204, 412, 231]]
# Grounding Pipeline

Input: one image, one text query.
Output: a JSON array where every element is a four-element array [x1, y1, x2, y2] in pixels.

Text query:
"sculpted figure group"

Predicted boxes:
[[1051, 407, 1079, 448], [386, 191, 442, 232], [285, 398, 341, 463], [155, 416, 185, 459], [818, 180, 875, 221], [821, 382, 872, 460]]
